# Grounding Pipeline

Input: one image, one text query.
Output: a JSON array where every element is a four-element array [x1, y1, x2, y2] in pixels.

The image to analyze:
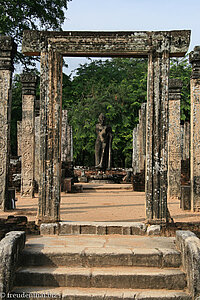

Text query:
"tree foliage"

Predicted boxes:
[[10, 56, 192, 165], [169, 56, 191, 121], [62, 56, 192, 168], [62, 58, 148, 167], [0, 0, 71, 66]]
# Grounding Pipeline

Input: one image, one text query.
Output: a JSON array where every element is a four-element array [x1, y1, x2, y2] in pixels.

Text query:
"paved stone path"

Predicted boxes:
[[1, 183, 200, 223]]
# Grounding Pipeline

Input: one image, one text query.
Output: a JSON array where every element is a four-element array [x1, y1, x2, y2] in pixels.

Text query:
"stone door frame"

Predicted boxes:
[[22, 30, 190, 223]]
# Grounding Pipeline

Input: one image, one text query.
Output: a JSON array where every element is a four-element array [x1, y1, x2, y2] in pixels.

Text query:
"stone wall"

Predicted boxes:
[[0, 231, 25, 296]]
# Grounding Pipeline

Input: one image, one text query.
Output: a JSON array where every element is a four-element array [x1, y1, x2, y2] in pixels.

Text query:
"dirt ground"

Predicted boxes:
[[1, 183, 200, 223]]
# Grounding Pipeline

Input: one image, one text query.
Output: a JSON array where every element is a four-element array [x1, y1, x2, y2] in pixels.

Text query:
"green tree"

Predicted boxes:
[[62, 58, 148, 167], [62, 56, 192, 168], [0, 0, 71, 66]]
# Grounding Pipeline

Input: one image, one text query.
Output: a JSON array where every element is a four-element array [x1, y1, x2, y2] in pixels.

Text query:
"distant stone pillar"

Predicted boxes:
[[183, 122, 190, 160], [61, 110, 73, 164], [138, 103, 146, 172], [0, 36, 16, 210], [21, 73, 37, 197], [168, 79, 182, 199], [132, 125, 139, 175], [38, 51, 63, 223], [34, 116, 40, 186], [17, 121, 22, 156], [190, 46, 200, 211], [146, 40, 170, 223]]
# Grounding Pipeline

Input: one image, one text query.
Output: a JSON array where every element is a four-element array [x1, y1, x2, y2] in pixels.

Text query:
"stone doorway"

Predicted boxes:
[[22, 30, 190, 224]]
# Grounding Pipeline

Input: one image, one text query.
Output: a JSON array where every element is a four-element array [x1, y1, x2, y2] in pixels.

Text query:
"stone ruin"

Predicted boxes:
[[1, 29, 198, 225]]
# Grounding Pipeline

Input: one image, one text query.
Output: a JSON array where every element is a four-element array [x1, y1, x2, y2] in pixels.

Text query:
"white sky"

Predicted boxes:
[[62, 0, 200, 75]]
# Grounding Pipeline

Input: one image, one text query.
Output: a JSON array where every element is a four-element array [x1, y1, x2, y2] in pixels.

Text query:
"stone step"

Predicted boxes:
[[15, 266, 186, 290], [21, 246, 181, 268], [11, 287, 192, 300]]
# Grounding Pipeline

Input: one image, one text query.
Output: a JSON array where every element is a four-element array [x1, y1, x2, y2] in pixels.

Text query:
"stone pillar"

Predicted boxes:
[[61, 110, 73, 164], [17, 121, 22, 156], [190, 46, 200, 212], [168, 79, 182, 199], [132, 125, 139, 175], [20, 73, 37, 197], [0, 37, 16, 210], [183, 121, 190, 161], [138, 103, 146, 172], [34, 116, 40, 187], [146, 40, 170, 223], [38, 50, 63, 223]]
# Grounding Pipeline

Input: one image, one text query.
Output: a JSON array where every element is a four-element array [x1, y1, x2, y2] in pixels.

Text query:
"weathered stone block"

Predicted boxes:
[[81, 225, 97, 235], [131, 223, 147, 235], [176, 230, 200, 299], [40, 223, 58, 235], [132, 248, 161, 267], [147, 225, 161, 236], [106, 225, 123, 235], [160, 248, 181, 268], [0, 231, 25, 295], [59, 222, 80, 235]]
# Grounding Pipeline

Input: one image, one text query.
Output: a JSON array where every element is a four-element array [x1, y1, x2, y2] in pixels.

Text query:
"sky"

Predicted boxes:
[[62, 0, 200, 75]]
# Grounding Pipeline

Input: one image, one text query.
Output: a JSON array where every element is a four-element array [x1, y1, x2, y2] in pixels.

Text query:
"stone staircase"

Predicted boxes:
[[11, 234, 191, 299]]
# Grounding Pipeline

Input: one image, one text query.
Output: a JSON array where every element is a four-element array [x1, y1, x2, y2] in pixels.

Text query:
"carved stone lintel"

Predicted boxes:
[[0, 36, 17, 71]]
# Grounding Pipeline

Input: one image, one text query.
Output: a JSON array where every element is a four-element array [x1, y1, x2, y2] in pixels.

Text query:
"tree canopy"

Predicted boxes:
[[11, 57, 191, 165], [63, 58, 148, 167], [62, 57, 191, 168], [0, 0, 71, 66]]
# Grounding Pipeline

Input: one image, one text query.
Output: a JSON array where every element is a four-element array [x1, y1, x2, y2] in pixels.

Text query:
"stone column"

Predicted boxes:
[[61, 110, 73, 164], [168, 79, 182, 199], [146, 39, 170, 223], [190, 46, 200, 212], [132, 125, 139, 175], [0, 37, 16, 210], [138, 103, 146, 172], [20, 73, 37, 197], [34, 116, 40, 187], [183, 122, 190, 161], [17, 121, 22, 156], [38, 50, 63, 223]]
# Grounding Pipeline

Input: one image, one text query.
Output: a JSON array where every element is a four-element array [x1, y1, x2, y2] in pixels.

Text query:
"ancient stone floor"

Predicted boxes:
[[1, 183, 200, 223]]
